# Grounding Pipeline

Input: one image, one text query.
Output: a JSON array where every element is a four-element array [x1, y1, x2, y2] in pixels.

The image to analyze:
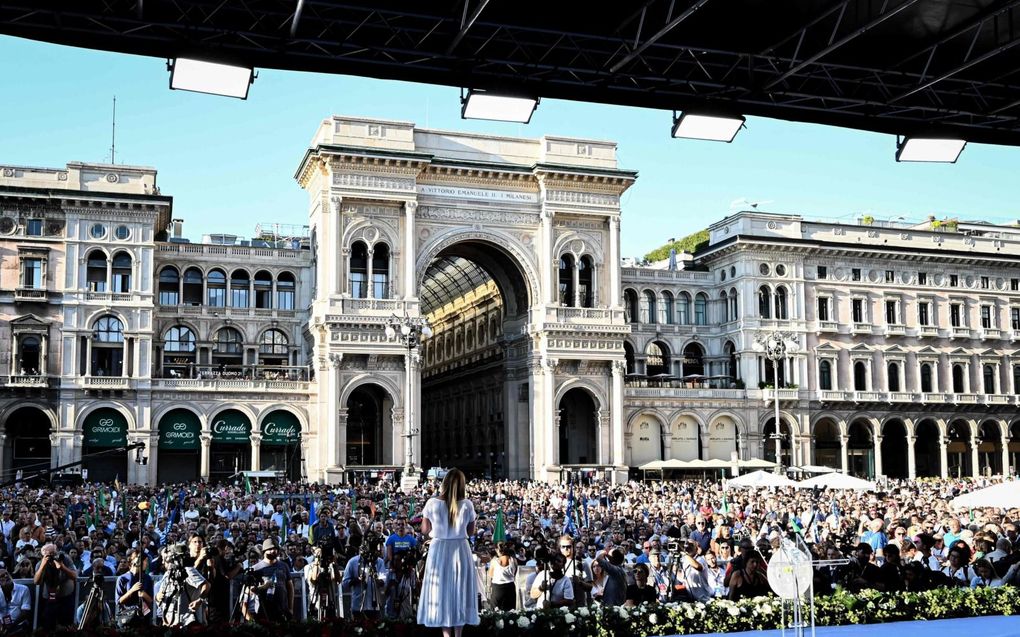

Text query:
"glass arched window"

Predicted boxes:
[[758, 285, 771, 319], [682, 343, 705, 377], [644, 291, 657, 324], [559, 255, 575, 306], [578, 256, 594, 308], [164, 326, 196, 352], [215, 328, 243, 354], [349, 241, 368, 298], [694, 293, 707, 325], [277, 272, 295, 310], [111, 252, 132, 293], [663, 291, 675, 325], [230, 269, 250, 307], [645, 341, 670, 377], [254, 270, 273, 309], [953, 364, 965, 393], [819, 360, 832, 390], [372, 243, 390, 298], [624, 290, 639, 323], [775, 286, 788, 319], [888, 362, 900, 392], [182, 267, 203, 305], [86, 250, 108, 292], [163, 326, 196, 378], [984, 365, 995, 394], [921, 363, 933, 393], [207, 269, 226, 307], [677, 292, 690, 324], [94, 316, 124, 343], [91, 315, 124, 376], [853, 361, 867, 391], [158, 266, 180, 305], [259, 329, 289, 366]]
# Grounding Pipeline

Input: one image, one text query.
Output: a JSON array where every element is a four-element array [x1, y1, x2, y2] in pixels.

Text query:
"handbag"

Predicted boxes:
[[116, 606, 143, 628]]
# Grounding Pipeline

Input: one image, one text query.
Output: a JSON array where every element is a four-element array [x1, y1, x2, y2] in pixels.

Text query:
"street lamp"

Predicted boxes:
[[384, 312, 432, 485], [754, 331, 799, 473]]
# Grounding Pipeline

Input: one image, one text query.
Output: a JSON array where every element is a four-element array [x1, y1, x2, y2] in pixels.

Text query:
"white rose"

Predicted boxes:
[[564, 613, 576, 624], [517, 617, 530, 628], [578, 607, 590, 617], [618, 607, 629, 619], [495, 619, 504, 630], [649, 613, 659, 625], [727, 605, 740, 617]]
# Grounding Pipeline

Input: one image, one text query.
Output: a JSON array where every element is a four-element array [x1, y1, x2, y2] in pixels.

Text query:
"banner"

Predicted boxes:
[[260, 410, 301, 445], [210, 410, 251, 443], [158, 409, 201, 450], [83, 409, 127, 447]]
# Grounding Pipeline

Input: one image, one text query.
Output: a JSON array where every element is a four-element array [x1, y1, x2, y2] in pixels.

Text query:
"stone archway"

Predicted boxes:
[[881, 419, 908, 479], [846, 419, 874, 478], [347, 384, 393, 466], [559, 388, 599, 465], [914, 419, 941, 478], [813, 418, 841, 470], [3, 406, 53, 478], [947, 419, 973, 478]]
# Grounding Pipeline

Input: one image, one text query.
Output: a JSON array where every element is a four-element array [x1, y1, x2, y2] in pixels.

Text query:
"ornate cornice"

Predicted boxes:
[[417, 206, 539, 226]]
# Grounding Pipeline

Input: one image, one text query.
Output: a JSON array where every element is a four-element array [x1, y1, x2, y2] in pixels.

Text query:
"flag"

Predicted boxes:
[[517, 500, 524, 530], [307, 499, 317, 542], [721, 492, 729, 515], [791, 515, 803, 535], [582, 496, 590, 530], [409, 497, 415, 519], [493, 506, 506, 543], [114, 476, 122, 494], [369, 500, 376, 520], [383, 494, 390, 520], [244, 474, 253, 495], [563, 485, 578, 537], [98, 488, 108, 511], [280, 507, 288, 544]]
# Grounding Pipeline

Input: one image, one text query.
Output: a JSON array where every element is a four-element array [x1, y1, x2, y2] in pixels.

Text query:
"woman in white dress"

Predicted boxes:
[[417, 468, 480, 637]]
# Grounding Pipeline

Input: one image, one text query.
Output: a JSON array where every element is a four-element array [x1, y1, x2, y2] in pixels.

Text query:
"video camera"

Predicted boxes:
[[533, 542, 553, 564]]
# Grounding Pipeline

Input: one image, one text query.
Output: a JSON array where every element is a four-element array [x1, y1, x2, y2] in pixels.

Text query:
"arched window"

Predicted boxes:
[[887, 362, 900, 392], [624, 342, 636, 375], [663, 292, 675, 325], [207, 269, 226, 307], [164, 326, 196, 352], [111, 252, 132, 293], [682, 343, 705, 377], [91, 315, 124, 376], [775, 286, 788, 319], [644, 291, 657, 324], [277, 272, 296, 310], [349, 241, 368, 298], [624, 290, 639, 323], [677, 292, 691, 324], [559, 255, 575, 306], [158, 266, 180, 305], [215, 328, 243, 354], [578, 256, 594, 308], [694, 293, 708, 325], [373, 243, 390, 298], [230, 269, 250, 307], [952, 364, 965, 393], [86, 250, 108, 292], [254, 270, 273, 309], [259, 329, 289, 365], [182, 267, 203, 305], [819, 360, 833, 390], [758, 285, 771, 319], [1014, 365, 1020, 395], [719, 291, 729, 322], [853, 361, 867, 391], [162, 326, 196, 378], [984, 365, 995, 394], [921, 363, 933, 393], [644, 341, 670, 376], [729, 289, 738, 322]]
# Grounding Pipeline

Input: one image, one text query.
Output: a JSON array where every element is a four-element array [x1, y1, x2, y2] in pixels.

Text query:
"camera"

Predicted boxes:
[[667, 541, 681, 553], [242, 566, 265, 587], [533, 543, 553, 564]]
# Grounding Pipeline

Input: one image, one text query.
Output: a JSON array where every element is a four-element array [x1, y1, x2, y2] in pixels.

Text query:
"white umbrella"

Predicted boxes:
[[738, 458, 778, 469], [797, 472, 875, 491], [950, 481, 1020, 510], [787, 464, 838, 475], [727, 470, 797, 488]]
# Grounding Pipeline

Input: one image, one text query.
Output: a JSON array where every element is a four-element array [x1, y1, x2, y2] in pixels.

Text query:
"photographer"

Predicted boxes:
[[0, 569, 31, 635], [487, 541, 518, 611], [33, 543, 77, 630], [529, 552, 573, 609], [155, 543, 209, 627], [342, 534, 387, 617], [115, 549, 153, 628], [251, 538, 294, 620], [209, 540, 242, 622], [305, 540, 342, 620]]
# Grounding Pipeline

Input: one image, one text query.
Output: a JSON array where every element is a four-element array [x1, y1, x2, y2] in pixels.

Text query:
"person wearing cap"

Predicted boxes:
[[251, 538, 294, 620]]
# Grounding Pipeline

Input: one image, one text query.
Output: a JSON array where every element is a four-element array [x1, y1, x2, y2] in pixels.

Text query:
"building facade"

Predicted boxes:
[[2, 116, 1018, 485]]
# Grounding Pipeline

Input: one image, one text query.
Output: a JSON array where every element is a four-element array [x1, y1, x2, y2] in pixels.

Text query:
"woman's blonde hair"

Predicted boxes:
[[440, 468, 467, 527]]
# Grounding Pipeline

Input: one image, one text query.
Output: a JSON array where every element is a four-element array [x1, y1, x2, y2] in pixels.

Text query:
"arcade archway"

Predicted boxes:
[[3, 407, 52, 478], [762, 417, 792, 467], [881, 419, 908, 479], [914, 419, 942, 478], [346, 385, 392, 466], [559, 388, 599, 466]]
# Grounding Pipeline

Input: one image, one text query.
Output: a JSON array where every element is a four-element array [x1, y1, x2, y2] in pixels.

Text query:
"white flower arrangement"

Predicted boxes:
[[516, 616, 530, 628], [564, 613, 576, 624]]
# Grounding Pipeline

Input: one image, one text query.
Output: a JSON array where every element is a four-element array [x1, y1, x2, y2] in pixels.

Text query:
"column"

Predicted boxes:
[[1001, 431, 1011, 477], [609, 217, 620, 308], [939, 437, 949, 479], [572, 261, 581, 307], [366, 248, 375, 298], [970, 420, 980, 478], [328, 354, 343, 468], [541, 209, 555, 304], [404, 201, 416, 300], [611, 361, 625, 473], [873, 432, 883, 478], [85, 337, 93, 377], [40, 335, 48, 376], [251, 433, 262, 471], [337, 408, 349, 469], [906, 431, 917, 479], [543, 358, 557, 472], [840, 435, 849, 474], [200, 434, 212, 480]]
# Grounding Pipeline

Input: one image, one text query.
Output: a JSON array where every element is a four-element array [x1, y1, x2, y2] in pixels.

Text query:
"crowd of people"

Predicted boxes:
[[0, 471, 1016, 633]]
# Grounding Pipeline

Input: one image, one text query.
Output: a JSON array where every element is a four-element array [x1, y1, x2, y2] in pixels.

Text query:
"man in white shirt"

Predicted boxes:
[[0, 511, 15, 544], [0, 569, 31, 634], [530, 553, 574, 609]]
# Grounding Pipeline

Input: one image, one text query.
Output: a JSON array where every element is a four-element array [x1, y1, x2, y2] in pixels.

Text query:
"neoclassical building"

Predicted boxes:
[[2, 116, 1019, 485]]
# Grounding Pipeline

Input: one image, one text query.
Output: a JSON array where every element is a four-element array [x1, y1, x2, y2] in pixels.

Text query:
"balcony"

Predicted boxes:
[[922, 393, 948, 403], [625, 387, 746, 400], [851, 322, 872, 335], [981, 328, 1003, 340], [885, 324, 905, 336], [82, 376, 131, 389], [157, 242, 307, 260], [889, 392, 915, 402], [950, 326, 971, 338], [83, 291, 131, 303], [818, 390, 851, 401], [14, 287, 48, 302], [1012, 329, 1020, 341], [919, 325, 939, 338], [160, 304, 298, 319], [549, 306, 625, 324], [7, 374, 49, 387], [985, 394, 1010, 405], [953, 393, 980, 404], [818, 320, 838, 333], [151, 378, 310, 392], [854, 391, 884, 402]]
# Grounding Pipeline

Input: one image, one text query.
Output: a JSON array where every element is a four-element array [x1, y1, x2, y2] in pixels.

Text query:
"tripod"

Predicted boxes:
[[309, 562, 340, 620], [355, 553, 382, 614], [77, 573, 107, 630], [231, 570, 262, 622]]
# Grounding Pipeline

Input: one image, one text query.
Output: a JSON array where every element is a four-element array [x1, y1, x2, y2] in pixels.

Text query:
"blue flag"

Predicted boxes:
[[582, 496, 590, 529], [563, 485, 578, 537], [307, 498, 318, 542]]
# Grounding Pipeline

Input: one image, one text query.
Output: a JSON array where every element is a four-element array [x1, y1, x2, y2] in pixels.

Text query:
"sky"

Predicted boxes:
[[3, 35, 1020, 259]]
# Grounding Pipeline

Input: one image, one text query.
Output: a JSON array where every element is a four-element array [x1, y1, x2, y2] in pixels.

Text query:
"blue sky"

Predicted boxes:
[[3, 35, 1020, 259]]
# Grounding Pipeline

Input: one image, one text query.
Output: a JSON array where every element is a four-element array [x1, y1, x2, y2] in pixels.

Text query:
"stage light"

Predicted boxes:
[[671, 111, 745, 142], [895, 136, 966, 163], [169, 58, 255, 99], [461, 89, 539, 123]]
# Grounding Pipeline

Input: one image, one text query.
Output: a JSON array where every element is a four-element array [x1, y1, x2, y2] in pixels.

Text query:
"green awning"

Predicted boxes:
[[158, 409, 201, 450], [261, 410, 301, 445], [83, 408, 128, 448], [210, 410, 251, 444]]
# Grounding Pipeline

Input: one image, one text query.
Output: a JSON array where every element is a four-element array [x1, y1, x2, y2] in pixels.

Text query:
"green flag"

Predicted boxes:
[[493, 506, 506, 543], [409, 496, 415, 518], [244, 475, 253, 495], [98, 488, 107, 511], [721, 492, 729, 515]]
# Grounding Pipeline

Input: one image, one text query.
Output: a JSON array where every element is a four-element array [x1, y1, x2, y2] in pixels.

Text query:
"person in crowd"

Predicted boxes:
[[727, 551, 770, 601], [560, 535, 591, 607], [844, 543, 882, 592], [878, 543, 904, 592], [970, 558, 1004, 588], [531, 552, 574, 609], [595, 547, 628, 606], [252, 538, 295, 620], [384, 517, 417, 568], [0, 568, 31, 634], [942, 546, 973, 584], [677, 540, 712, 602], [487, 541, 518, 611], [624, 563, 657, 606], [590, 557, 608, 603], [33, 543, 77, 630], [115, 549, 154, 628], [416, 469, 479, 637]]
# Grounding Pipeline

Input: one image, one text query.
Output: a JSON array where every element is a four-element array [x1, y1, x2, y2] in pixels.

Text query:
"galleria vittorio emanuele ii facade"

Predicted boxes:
[[1, 115, 1018, 485]]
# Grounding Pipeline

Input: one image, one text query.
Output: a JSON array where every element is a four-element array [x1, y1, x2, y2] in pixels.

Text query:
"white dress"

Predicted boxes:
[[417, 497, 480, 628]]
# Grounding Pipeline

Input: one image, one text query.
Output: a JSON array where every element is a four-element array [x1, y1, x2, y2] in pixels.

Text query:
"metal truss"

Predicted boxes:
[[3, 0, 1020, 145]]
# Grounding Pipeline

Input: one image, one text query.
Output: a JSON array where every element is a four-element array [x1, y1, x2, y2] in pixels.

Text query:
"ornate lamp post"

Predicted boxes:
[[384, 312, 432, 487], [754, 330, 799, 474]]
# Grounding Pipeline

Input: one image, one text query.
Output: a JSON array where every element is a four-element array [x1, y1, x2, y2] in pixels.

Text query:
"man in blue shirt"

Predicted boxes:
[[384, 518, 417, 568]]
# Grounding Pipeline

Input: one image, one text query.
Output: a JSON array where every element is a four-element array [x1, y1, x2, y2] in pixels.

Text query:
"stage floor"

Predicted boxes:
[[676, 615, 1020, 637]]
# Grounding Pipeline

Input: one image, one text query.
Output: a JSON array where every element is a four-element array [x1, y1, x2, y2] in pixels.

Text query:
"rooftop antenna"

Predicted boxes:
[[109, 96, 117, 165]]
